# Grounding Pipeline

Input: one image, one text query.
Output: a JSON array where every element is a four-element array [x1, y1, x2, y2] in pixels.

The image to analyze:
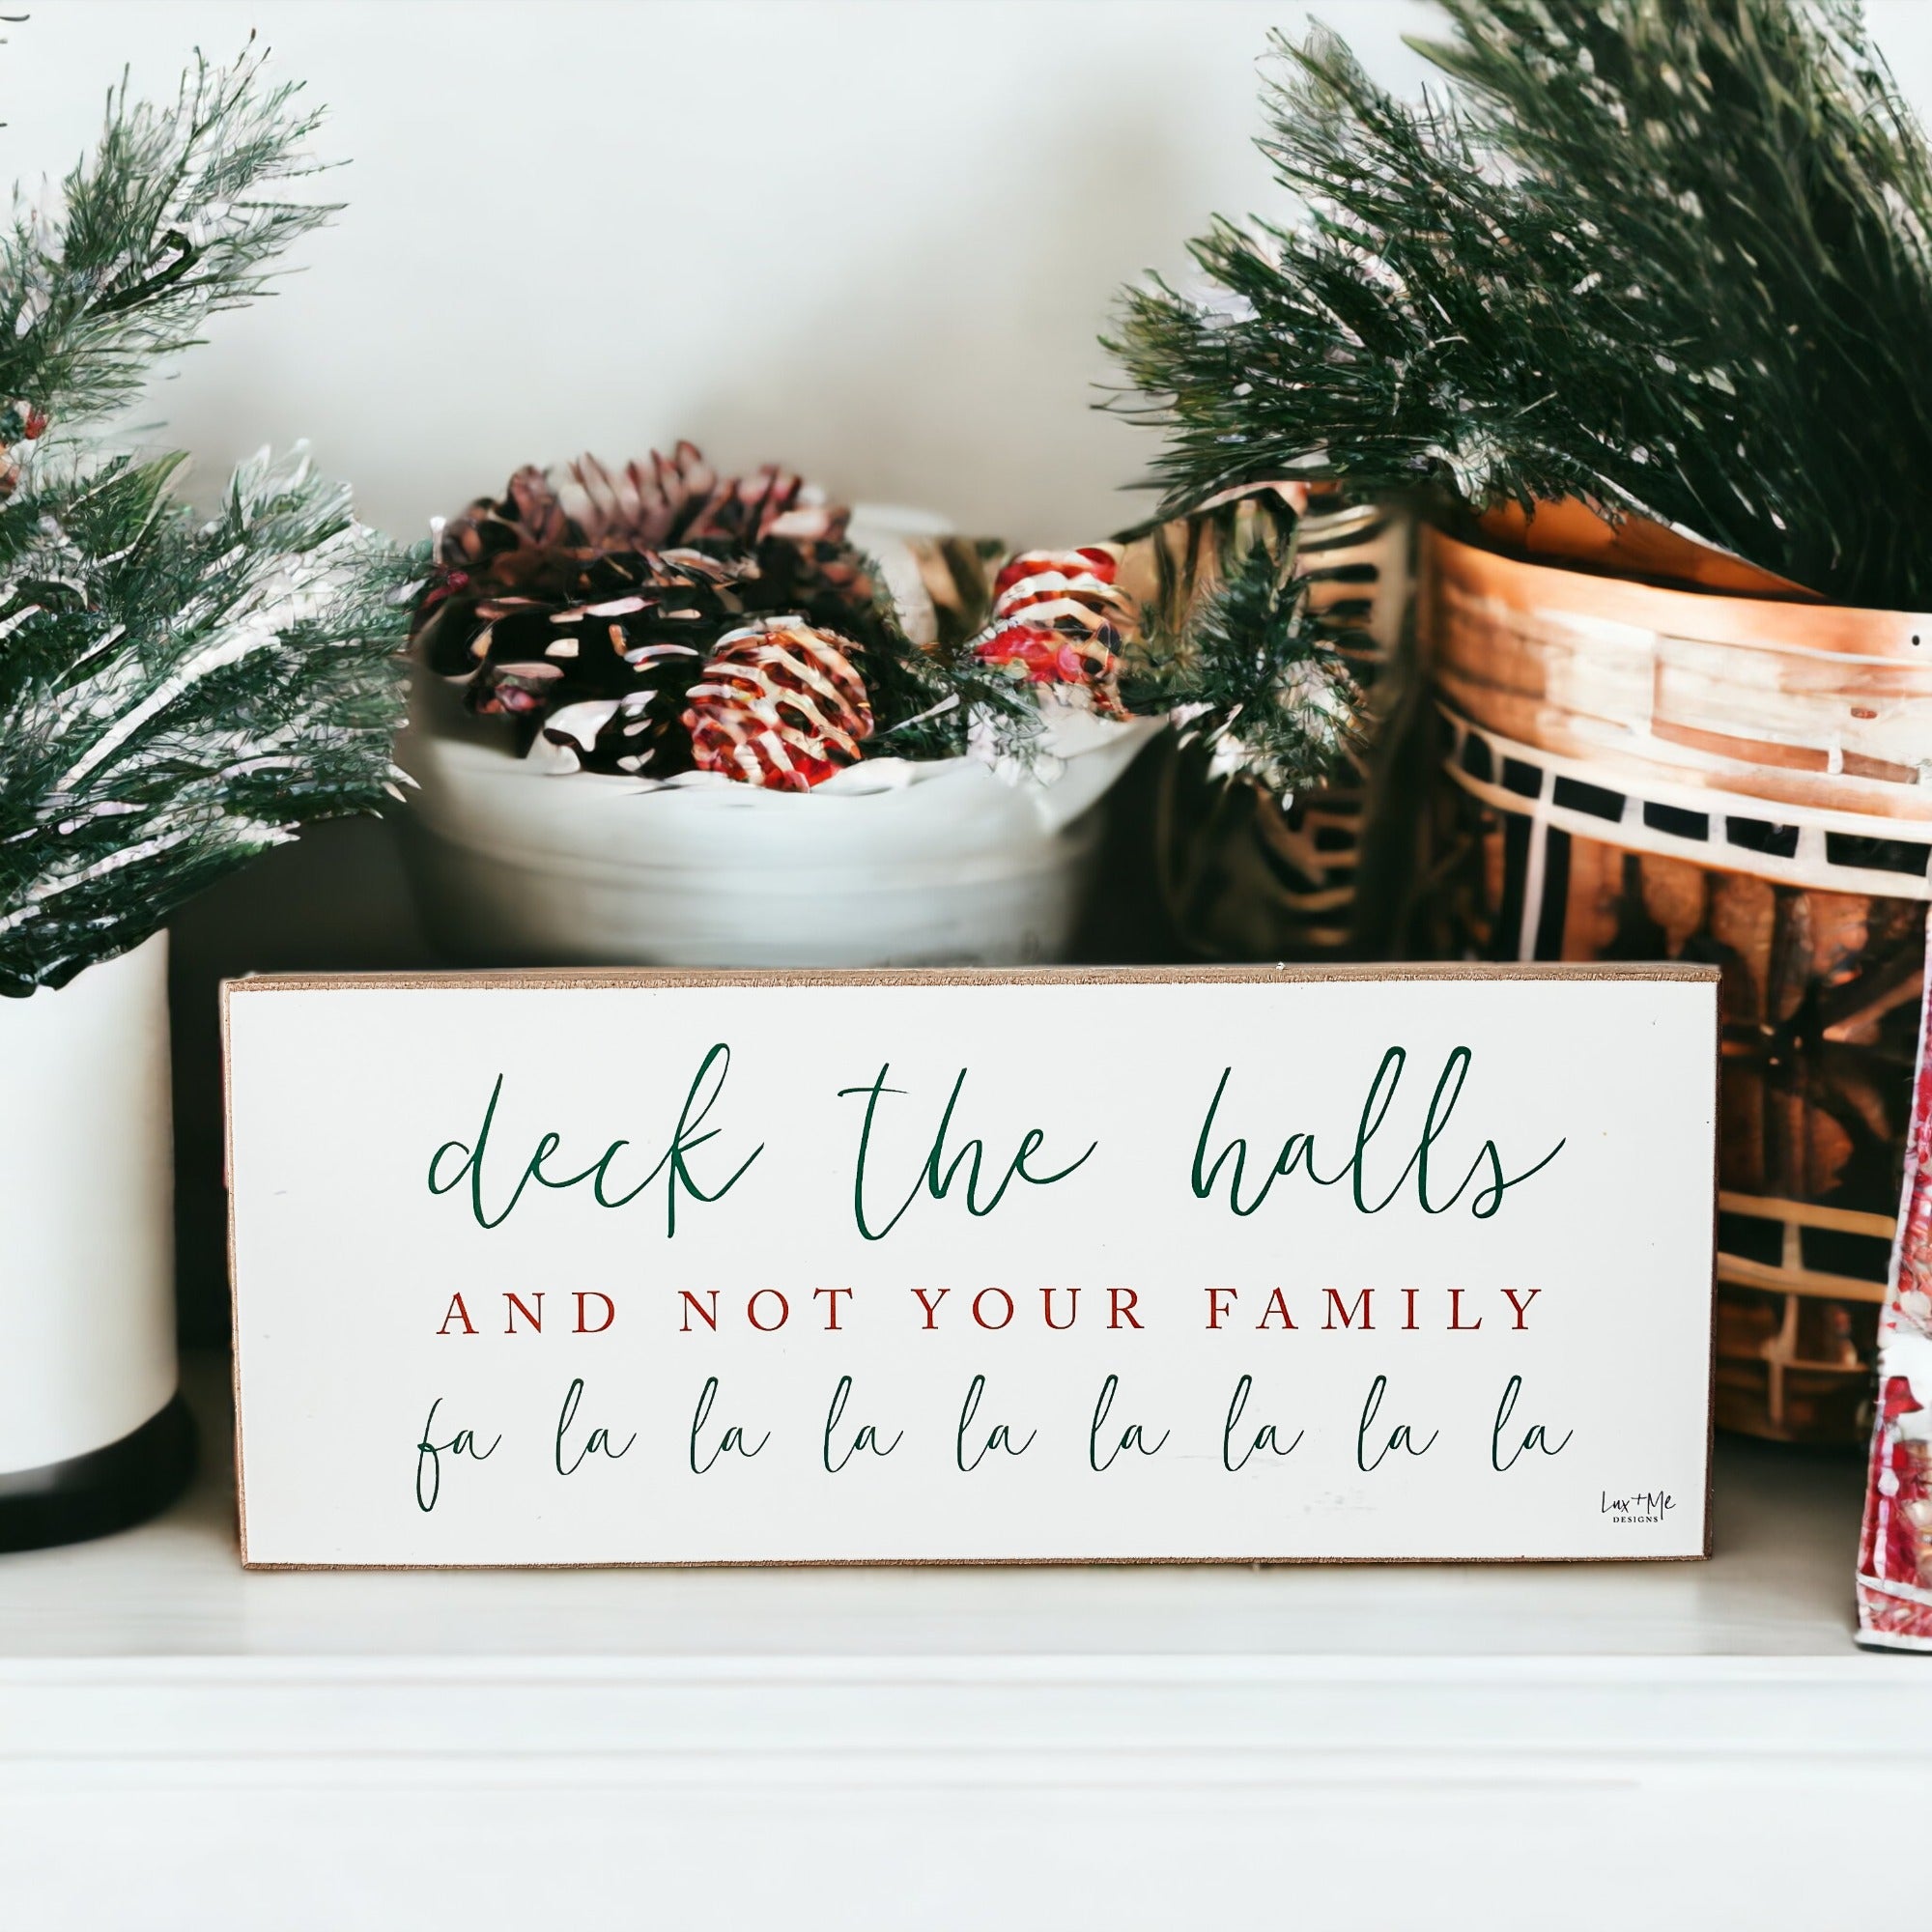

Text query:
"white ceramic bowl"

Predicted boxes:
[[397, 684, 1158, 969], [396, 500, 1162, 967]]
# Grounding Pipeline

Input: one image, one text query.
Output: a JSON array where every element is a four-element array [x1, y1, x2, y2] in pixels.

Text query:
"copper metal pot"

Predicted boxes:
[[1422, 525, 1932, 1444]]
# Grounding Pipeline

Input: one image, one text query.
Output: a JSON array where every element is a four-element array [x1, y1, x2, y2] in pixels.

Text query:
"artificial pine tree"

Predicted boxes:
[[0, 43, 418, 997], [1109, 0, 1932, 611]]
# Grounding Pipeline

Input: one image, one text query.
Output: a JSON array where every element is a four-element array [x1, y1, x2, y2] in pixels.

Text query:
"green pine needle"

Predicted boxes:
[[0, 40, 335, 434], [1126, 532, 1365, 796], [1107, 0, 1932, 609], [0, 41, 415, 994], [0, 448, 421, 994]]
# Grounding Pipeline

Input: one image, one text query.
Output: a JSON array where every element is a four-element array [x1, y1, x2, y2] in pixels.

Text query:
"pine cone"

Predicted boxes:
[[425, 547, 745, 762], [683, 619, 873, 790], [566, 442, 848, 552], [410, 446, 888, 775], [533, 635, 710, 776], [970, 545, 1137, 717]]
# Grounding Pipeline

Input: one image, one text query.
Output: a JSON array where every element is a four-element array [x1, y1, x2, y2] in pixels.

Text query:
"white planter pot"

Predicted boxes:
[[0, 932, 193, 1548], [397, 692, 1159, 970]]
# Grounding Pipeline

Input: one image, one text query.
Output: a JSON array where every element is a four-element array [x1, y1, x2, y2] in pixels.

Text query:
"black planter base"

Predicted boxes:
[[0, 1394, 197, 1553]]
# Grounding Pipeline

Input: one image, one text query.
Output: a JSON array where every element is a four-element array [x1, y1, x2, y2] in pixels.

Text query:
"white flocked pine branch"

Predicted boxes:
[[0, 37, 422, 994]]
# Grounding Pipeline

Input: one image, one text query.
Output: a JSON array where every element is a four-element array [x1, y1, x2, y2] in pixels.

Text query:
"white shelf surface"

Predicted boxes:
[[2, 1357, 1925, 1930]]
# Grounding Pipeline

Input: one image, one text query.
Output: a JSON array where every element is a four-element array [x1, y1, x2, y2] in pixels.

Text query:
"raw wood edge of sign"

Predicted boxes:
[[1702, 980, 1720, 1561], [219, 978, 250, 1567], [235, 1551, 1715, 1573], [219, 961, 1723, 1571], [221, 959, 1722, 995]]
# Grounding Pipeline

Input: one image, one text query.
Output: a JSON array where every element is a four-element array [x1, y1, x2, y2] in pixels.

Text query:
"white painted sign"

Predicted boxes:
[[223, 967, 1718, 1566]]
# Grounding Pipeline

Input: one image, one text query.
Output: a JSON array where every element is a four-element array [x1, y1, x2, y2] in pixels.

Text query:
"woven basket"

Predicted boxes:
[[1147, 500, 1417, 959], [1421, 525, 1932, 1444]]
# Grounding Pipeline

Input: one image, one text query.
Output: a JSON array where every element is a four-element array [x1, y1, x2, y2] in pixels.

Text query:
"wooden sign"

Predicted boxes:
[[223, 966, 1719, 1567]]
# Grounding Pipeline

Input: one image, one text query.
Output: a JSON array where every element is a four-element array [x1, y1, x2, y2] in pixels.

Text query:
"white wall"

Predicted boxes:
[[13, 0, 1932, 545], [6, 0, 1436, 547]]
